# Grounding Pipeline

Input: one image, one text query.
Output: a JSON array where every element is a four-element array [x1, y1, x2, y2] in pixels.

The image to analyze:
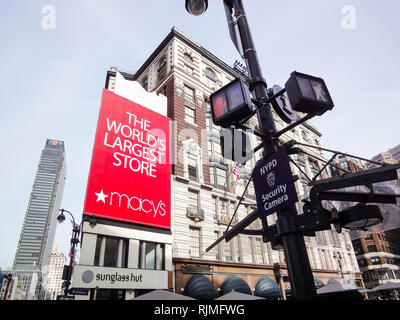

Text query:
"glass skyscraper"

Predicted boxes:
[[13, 139, 66, 271]]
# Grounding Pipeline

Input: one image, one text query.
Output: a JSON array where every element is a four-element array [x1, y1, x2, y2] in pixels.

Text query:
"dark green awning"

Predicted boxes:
[[220, 276, 252, 296], [254, 278, 282, 299], [184, 275, 217, 300]]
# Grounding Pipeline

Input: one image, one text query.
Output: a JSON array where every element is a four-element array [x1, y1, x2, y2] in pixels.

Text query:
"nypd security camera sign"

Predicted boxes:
[[252, 148, 298, 216]]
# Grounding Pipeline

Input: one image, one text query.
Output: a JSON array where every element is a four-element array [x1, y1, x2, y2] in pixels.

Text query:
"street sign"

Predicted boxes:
[[252, 148, 298, 216], [70, 288, 89, 296]]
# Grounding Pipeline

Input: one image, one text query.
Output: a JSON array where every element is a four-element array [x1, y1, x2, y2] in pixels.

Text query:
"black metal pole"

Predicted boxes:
[[60, 209, 79, 296], [231, 0, 316, 299], [64, 225, 79, 296]]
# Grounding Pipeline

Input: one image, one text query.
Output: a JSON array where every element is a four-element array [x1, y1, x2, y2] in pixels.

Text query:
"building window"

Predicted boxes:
[[358, 258, 367, 267], [364, 234, 373, 241], [224, 241, 232, 262], [339, 160, 350, 172], [301, 131, 309, 142], [184, 53, 193, 64], [188, 189, 199, 209], [183, 54, 194, 75], [205, 99, 211, 113], [145, 243, 156, 269], [219, 199, 229, 223], [255, 238, 264, 264], [190, 227, 201, 258], [188, 165, 198, 180], [139, 242, 165, 270], [371, 257, 381, 265], [184, 65, 194, 75], [157, 57, 167, 81], [94, 236, 128, 268], [184, 86, 196, 124], [184, 86, 195, 103], [185, 105, 196, 124], [352, 239, 364, 255], [205, 68, 217, 89], [212, 197, 218, 220], [142, 77, 149, 91], [216, 167, 228, 188], [367, 245, 378, 253], [206, 115, 212, 132]]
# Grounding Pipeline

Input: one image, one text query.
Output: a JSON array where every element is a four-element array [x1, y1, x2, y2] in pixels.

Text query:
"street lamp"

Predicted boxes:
[[185, 0, 208, 16], [57, 209, 78, 296], [57, 209, 96, 296]]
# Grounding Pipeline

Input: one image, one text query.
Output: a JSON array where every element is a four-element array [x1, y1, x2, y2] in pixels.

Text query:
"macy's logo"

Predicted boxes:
[[94, 189, 167, 218]]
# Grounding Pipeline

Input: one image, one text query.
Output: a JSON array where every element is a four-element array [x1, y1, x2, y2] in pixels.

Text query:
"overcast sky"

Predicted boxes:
[[0, 0, 399, 268]]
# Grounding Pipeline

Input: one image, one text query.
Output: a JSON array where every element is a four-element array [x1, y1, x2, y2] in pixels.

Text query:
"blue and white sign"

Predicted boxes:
[[70, 288, 89, 296], [252, 148, 298, 216]]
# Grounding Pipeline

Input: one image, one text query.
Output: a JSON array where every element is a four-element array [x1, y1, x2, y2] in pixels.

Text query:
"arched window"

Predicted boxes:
[[157, 57, 167, 81], [205, 68, 217, 88], [184, 53, 193, 64]]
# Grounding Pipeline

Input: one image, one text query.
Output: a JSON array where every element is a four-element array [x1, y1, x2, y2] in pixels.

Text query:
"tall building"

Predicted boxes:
[[330, 154, 365, 177], [93, 27, 361, 299], [43, 245, 66, 300], [367, 151, 397, 169], [352, 229, 400, 298], [13, 139, 66, 271]]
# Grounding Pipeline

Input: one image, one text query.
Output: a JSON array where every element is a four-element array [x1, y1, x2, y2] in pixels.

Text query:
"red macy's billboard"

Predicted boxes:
[[83, 89, 171, 229]]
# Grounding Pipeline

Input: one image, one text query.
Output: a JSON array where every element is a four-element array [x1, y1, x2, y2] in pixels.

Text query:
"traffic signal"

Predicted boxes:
[[285, 71, 334, 115], [210, 78, 254, 128]]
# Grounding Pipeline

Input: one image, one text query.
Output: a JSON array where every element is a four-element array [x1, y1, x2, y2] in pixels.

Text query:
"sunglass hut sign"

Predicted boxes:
[[252, 148, 298, 216], [72, 266, 168, 290]]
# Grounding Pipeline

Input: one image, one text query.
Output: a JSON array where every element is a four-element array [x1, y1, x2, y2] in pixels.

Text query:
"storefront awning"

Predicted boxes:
[[220, 276, 252, 296], [184, 275, 217, 300], [254, 277, 282, 299]]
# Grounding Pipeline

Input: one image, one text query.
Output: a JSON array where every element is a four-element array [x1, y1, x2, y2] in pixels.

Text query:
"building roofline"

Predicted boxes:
[[303, 122, 322, 137], [133, 26, 244, 81]]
